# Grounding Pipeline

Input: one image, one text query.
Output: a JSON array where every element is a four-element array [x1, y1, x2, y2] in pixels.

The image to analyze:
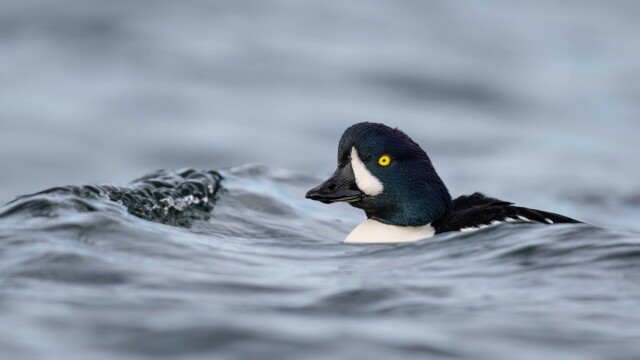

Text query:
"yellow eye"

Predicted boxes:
[[378, 155, 391, 167]]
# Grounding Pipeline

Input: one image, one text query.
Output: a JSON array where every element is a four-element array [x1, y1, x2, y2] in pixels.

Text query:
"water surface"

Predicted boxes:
[[1, 165, 640, 360], [1, 1, 640, 359]]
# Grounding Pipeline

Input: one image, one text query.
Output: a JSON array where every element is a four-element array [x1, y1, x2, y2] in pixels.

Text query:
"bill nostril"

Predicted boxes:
[[328, 184, 336, 191]]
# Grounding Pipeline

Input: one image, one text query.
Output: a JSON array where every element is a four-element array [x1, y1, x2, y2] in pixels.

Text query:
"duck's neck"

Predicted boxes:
[[362, 169, 452, 227], [344, 219, 435, 244]]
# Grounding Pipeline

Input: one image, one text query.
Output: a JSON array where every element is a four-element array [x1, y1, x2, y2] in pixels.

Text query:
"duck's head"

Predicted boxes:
[[306, 122, 452, 227]]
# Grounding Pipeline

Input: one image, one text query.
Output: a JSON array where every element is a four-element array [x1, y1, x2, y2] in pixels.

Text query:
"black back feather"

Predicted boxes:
[[433, 192, 580, 233]]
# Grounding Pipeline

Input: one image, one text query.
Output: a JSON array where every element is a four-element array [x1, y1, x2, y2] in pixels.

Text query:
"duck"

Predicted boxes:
[[305, 122, 580, 243]]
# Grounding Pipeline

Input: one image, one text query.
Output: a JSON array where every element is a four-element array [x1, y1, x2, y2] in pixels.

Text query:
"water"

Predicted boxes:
[[2, 1, 640, 359], [1, 165, 639, 360]]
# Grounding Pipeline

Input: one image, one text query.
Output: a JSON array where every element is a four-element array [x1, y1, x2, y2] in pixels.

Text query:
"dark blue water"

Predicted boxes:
[[2, 1, 640, 359]]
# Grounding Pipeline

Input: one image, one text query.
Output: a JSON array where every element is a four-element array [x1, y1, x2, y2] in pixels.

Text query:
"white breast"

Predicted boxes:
[[344, 219, 435, 244]]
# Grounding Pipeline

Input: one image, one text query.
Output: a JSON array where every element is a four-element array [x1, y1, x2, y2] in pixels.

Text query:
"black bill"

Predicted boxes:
[[305, 162, 364, 204]]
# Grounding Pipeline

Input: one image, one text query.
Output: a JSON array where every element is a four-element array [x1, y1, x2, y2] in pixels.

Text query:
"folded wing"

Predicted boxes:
[[434, 192, 580, 233]]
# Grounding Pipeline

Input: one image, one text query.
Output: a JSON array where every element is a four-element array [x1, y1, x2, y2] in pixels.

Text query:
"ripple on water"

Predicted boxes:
[[1, 165, 640, 360]]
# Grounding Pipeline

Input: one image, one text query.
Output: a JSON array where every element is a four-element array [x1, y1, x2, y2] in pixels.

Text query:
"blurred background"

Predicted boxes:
[[2, 3, 640, 360], [1, 0, 639, 228]]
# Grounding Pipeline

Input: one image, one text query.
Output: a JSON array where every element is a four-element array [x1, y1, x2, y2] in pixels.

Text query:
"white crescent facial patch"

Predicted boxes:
[[350, 147, 384, 196]]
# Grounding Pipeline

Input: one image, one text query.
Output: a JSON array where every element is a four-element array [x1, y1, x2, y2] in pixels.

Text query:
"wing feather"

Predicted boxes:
[[435, 193, 579, 233]]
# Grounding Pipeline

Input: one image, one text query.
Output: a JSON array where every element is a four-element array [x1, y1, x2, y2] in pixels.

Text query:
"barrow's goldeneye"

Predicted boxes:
[[305, 122, 580, 243]]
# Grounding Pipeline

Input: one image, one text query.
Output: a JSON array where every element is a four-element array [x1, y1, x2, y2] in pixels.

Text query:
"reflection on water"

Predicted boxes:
[[1, 1, 640, 359]]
